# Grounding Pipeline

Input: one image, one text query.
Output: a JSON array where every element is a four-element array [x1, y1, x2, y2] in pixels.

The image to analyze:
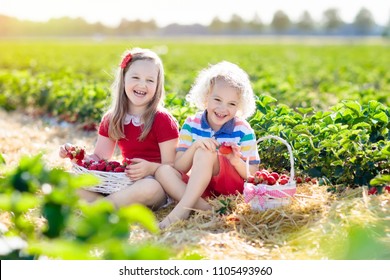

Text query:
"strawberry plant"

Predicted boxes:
[[0, 155, 170, 259]]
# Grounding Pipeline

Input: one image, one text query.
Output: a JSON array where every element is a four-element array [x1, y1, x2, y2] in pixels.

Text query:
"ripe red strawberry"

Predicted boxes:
[[114, 167, 125, 172], [384, 185, 390, 193], [66, 146, 85, 161], [279, 178, 289, 185], [109, 161, 121, 168], [280, 174, 289, 180], [270, 172, 279, 181], [267, 176, 276, 185], [219, 142, 232, 155], [247, 176, 255, 183], [75, 148, 85, 161], [296, 177, 303, 184], [305, 177, 311, 183], [89, 164, 98, 170], [96, 162, 106, 171], [368, 187, 377, 195]]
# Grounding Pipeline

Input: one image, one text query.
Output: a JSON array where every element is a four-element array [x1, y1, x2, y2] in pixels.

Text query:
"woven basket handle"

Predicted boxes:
[[246, 135, 295, 183]]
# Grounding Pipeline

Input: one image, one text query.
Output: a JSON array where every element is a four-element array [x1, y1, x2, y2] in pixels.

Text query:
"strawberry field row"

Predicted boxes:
[[0, 40, 389, 188]]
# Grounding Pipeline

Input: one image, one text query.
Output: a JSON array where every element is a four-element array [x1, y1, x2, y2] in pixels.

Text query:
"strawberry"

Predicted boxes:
[[219, 142, 232, 155], [267, 176, 276, 185], [368, 187, 377, 195], [305, 177, 311, 183], [96, 162, 106, 171], [66, 145, 85, 162], [89, 164, 98, 170], [280, 174, 289, 180], [296, 177, 303, 184], [279, 178, 289, 185], [384, 186, 390, 193], [247, 176, 255, 183], [114, 167, 125, 172], [75, 148, 85, 161], [270, 172, 279, 181], [109, 161, 121, 168]]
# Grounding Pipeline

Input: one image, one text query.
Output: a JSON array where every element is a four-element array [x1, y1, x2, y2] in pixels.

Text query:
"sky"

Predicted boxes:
[[0, 0, 389, 27]]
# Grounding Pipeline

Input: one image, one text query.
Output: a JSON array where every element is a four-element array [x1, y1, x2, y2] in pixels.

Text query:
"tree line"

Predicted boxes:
[[1, 7, 389, 37]]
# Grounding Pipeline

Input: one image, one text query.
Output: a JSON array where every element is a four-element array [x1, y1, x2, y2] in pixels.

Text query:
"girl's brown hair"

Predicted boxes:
[[106, 48, 165, 141]]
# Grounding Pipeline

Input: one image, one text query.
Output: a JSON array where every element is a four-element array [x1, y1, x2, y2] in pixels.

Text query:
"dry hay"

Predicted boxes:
[[138, 186, 390, 259], [1, 109, 390, 259]]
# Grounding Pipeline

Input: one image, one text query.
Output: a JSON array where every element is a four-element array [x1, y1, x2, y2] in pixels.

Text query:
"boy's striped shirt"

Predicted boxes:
[[177, 111, 260, 165]]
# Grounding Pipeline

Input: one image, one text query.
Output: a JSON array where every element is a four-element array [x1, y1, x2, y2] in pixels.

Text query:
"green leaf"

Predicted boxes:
[[28, 240, 97, 260], [118, 204, 159, 234], [373, 111, 388, 123], [296, 107, 314, 114], [0, 154, 5, 165], [342, 100, 362, 117], [370, 174, 390, 186]]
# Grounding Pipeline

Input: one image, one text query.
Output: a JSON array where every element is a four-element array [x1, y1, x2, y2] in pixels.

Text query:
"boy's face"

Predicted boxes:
[[206, 79, 240, 131]]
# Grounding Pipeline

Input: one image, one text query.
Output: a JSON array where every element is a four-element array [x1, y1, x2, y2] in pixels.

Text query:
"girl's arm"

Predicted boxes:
[[59, 135, 116, 162], [89, 135, 116, 161], [127, 138, 178, 181]]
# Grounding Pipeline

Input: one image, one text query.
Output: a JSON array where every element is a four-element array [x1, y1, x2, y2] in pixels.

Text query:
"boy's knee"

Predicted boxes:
[[155, 164, 175, 179], [193, 148, 216, 162]]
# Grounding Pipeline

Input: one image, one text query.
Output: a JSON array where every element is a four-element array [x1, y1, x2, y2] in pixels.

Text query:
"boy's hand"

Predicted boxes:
[[219, 142, 242, 164], [194, 138, 219, 152]]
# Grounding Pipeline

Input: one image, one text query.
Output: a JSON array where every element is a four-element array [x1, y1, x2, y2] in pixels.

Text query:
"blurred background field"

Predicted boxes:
[[1, 0, 390, 261]]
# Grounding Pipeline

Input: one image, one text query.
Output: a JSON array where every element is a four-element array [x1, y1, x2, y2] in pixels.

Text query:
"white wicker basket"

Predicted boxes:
[[243, 135, 296, 211], [71, 163, 133, 194]]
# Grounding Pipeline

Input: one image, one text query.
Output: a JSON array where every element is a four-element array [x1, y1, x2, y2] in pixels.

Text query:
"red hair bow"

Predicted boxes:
[[120, 53, 132, 69]]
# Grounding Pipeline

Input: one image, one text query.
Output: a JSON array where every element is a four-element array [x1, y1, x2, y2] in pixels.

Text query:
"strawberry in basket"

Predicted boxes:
[[248, 169, 290, 186]]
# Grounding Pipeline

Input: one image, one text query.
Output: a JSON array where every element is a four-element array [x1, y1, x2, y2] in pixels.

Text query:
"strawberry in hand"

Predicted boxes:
[[219, 142, 233, 155], [65, 145, 86, 162]]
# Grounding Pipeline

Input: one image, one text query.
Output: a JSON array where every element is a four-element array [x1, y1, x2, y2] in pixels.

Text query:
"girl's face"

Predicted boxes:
[[206, 79, 240, 131], [124, 59, 159, 114]]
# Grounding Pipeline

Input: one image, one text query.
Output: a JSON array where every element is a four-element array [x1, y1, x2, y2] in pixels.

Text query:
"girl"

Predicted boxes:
[[59, 48, 179, 210], [155, 61, 260, 228]]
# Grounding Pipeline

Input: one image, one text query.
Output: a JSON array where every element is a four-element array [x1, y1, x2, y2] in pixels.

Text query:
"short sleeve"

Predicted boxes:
[[153, 111, 179, 143], [98, 114, 110, 137], [177, 116, 194, 152]]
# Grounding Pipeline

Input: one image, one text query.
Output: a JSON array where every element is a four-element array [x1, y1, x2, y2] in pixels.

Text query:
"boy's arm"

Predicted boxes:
[[230, 158, 258, 179]]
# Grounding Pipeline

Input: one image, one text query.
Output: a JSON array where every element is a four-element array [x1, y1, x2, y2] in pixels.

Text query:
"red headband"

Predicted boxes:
[[120, 53, 132, 69]]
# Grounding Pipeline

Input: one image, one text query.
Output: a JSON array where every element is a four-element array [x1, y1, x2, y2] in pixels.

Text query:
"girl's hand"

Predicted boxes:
[[59, 143, 73, 159], [125, 158, 153, 181], [193, 138, 219, 152]]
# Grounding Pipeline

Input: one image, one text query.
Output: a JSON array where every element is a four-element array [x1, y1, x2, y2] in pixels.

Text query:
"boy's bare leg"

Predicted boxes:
[[159, 149, 218, 228], [155, 165, 211, 210]]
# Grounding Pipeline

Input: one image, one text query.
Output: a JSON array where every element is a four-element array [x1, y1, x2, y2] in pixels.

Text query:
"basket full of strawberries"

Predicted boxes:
[[243, 135, 296, 211], [65, 145, 132, 194]]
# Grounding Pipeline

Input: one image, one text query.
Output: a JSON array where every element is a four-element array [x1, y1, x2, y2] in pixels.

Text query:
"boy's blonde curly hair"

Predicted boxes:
[[186, 61, 256, 119]]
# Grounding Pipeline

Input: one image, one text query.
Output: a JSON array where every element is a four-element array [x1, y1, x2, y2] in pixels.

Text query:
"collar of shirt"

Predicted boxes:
[[124, 114, 142, 126], [200, 110, 235, 136]]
